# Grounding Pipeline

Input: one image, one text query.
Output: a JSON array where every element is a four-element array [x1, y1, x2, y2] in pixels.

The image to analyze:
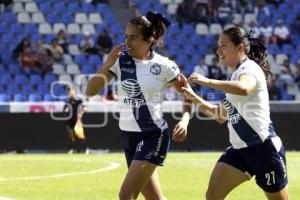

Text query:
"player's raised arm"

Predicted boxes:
[[180, 76, 227, 124], [85, 44, 124, 97]]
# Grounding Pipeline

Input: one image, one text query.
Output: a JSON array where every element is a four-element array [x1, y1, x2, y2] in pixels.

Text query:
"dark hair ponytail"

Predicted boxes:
[[223, 27, 273, 86], [129, 11, 170, 49]]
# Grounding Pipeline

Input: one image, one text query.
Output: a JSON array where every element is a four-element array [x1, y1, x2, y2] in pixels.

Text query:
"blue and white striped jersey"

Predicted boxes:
[[222, 58, 282, 150], [109, 51, 180, 132]]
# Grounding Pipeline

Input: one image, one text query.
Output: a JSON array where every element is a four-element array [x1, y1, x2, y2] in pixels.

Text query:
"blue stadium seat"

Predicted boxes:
[[46, 13, 59, 24], [115, 35, 124, 44], [182, 24, 195, 35], [168, 24, 180, 35], [44, 34, 55, 43], [278, 4, 289, 15], [8, 64, 21, 75], [13, 94, 27, 102], [176, 35, 189, 45], [44, 74, 57, 84], [296, 44, 300, 54], [53, 3, 66, 13], [102, 14, 116, 23], [74, 34, 84, 45], [2, 12, 17, 23], [197, 44, 209, 55], [0, 84, 5, 94], [82, 3, 94, 13], [96, 3, 110, 13], [153, 4, 166, 14], [163, 35, 173, 46], [68, 3, 81, 14], [52, 84, 66, 97], [2, 34, 14, 46], [282, 44, 294, 56], [0, 24, 8, 34], [31, 34, 41, 42], [268, 44, 280, 55], [30, 74, 43, 85], [139, 5, 150, 15], [61, 13, 74, 24], [0, 64, 6, 74], [21, 85, 34, 95], [183, 45, 197, 55], [110, 24, 123, 35], [257, 12, 269, 24], [10, 24, 23, 34], [43, 94, 55, 102], [24, 24, 38, 35], [28, 94, 42, 102], [183, 65, 195, 75], [204, 34, 217, 47], [58, 95, 68, 102], [96, 24, 107, 33], [6, 84, 20, 95], [199, 86, 213, 96], [15, 74, 29, 85], [0, 94, 10, 102], [168, 44, 181, 56], [39, 3, 53, 13], [74, 55, 88, 65], [190, 34, 202, 45], [290, 54, 300, 64], [88, 55, 102, 65], [176, 54, 188, 68], [286, 14, 296, 24], [1, 54, 14, 65], [0, 74, 13, 84], [281, 92, 295, 100], [191, 54, 202, 65], [81, 65, 95, 74], [37, 84, 50, 95]]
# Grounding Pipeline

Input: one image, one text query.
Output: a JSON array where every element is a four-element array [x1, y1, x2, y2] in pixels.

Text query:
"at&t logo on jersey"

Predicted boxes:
[[121, 79, 144, 108]]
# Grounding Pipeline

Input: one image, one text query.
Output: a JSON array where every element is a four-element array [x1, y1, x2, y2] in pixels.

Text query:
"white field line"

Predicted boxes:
[[0, 157, 120, 181]]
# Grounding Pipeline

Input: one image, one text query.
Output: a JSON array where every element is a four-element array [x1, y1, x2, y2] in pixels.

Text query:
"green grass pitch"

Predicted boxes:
[[0, 152, 299, 200]]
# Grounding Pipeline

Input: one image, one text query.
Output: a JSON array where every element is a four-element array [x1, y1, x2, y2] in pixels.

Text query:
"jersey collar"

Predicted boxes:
[[235, 57, 248, 69]]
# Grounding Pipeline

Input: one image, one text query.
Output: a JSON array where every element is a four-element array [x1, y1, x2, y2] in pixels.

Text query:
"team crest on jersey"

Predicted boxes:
[[150, 63, 161, 75], [171, 65, 178, 71]]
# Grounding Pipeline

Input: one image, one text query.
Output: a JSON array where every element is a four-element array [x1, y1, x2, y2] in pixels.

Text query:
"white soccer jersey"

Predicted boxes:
[[109, 51, 180, 132], [222, 58, 282, 150]]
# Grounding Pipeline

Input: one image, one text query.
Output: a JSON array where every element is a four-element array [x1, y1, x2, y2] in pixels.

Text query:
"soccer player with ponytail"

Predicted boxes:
[[86, 12, 191, 200], [182, 27, 289, 200]]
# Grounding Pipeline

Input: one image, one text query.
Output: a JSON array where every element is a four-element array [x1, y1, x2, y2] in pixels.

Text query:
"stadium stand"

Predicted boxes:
[[0, 0, 299, 102]]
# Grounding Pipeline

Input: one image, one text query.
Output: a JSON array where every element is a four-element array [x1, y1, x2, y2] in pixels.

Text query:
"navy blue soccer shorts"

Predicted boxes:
[[121, 128, 170, 167], [218, 138, 288, 193]]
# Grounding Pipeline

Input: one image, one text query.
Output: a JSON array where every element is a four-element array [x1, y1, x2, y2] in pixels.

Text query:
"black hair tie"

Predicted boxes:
[[146, 11, 171, 27], [247, 30, 267, 52]]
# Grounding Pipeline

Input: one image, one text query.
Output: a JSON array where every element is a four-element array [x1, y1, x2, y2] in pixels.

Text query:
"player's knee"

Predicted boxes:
[[118, 190, 136, 200], [206, 187, 224, 200]]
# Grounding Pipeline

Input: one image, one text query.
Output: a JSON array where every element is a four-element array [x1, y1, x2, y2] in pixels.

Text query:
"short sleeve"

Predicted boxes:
[[237, 65, 258, 81], [108, 58, 119, 79], [166, 60, 181, 83]]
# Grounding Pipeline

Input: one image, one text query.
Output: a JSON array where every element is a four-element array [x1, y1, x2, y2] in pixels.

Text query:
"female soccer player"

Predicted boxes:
[[86, 12, 191, 200], [181, 27, 289, 200]]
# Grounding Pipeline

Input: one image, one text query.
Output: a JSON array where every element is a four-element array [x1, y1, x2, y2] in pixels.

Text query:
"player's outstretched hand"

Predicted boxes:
[[188, 73, 210, 86]]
